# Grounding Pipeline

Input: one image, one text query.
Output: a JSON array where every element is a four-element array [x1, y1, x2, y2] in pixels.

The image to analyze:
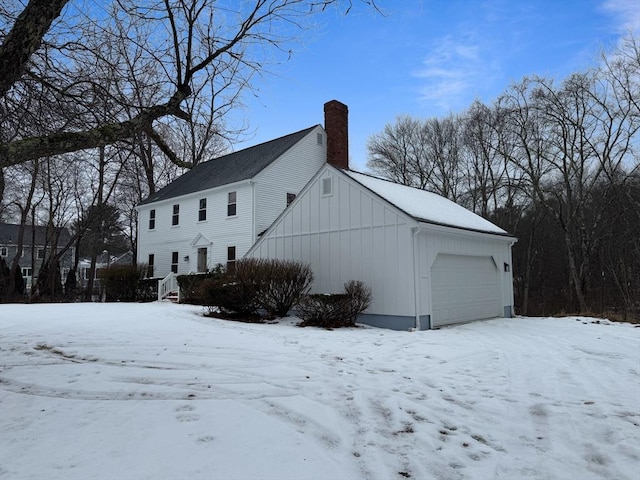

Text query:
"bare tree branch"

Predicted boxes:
[[0, 0, 69, 98]]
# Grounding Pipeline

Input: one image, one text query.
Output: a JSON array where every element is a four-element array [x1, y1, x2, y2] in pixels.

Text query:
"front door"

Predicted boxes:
[[197, 247, 207, 273]]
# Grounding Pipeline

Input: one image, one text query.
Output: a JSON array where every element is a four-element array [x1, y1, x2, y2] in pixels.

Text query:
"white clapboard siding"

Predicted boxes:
[[253, 125, 326, 236], [137, 182, 254, 277]]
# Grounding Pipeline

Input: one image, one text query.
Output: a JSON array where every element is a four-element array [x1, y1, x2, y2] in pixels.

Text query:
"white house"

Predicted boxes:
[[135, 101, 350, 283], [245, 164, 517, 330], [138, 99, 516, 329]]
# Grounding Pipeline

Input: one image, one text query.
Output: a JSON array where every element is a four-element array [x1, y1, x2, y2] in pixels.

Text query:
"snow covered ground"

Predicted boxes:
[[0, 303, 638, 480]]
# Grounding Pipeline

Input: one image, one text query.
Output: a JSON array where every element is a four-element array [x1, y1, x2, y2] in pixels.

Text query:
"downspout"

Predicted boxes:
[[250, 180, 256, 241], [412, 226, 422, 331]]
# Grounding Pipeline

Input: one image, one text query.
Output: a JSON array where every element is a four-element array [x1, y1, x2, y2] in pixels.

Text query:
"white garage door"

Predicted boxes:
[[430, 254, 501, 327]]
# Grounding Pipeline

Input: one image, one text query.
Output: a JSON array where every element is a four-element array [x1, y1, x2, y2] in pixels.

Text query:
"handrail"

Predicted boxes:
[[158, 272, 180, 302]]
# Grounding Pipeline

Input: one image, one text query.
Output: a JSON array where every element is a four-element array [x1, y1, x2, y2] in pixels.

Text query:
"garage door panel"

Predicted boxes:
[[431, 254, 501, 327]]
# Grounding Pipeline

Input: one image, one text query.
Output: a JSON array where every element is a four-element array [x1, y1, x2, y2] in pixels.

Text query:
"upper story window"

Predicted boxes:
[[227, 191, 237, 217], [172, 204, 180, 226], [286, 193, 296, 206], [37, 248, 45, 259], [198, 198, 207, 222], [149, 209, 156, 230], [0, 246, 7, 257], [317, 132, 323, 145]]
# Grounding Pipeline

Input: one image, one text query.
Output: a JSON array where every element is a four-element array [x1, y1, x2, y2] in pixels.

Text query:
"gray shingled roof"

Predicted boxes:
[[139, 125, 319, 205], [0, 223, 72, 246]]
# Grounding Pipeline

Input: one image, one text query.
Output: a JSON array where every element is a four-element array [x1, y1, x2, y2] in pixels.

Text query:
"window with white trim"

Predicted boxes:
[[227, 192, 237, 217], [322, 177, 332, 196], [171, 251, 179, 273], [198, 198, 207, 221], [227, 246, 236, 274], [0, 246, 7, 257], [149, 209, 156, 230], [147, 254, 154, 277], [172, 204, 179, 226]]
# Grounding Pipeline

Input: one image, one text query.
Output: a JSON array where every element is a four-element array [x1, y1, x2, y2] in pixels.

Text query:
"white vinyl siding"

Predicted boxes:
[[248, 166, 415, 318], [247, 164, 515, 329], [253, 125, 326, 237], [136, 183, 255, 278], [136, 126, 326, 280]]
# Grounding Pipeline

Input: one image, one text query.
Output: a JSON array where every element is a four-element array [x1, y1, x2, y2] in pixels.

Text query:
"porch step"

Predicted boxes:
[[165, 291, 180, 303]]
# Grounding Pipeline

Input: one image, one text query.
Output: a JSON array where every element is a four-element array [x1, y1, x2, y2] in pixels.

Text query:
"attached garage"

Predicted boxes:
[[430, 254, 502, 327], [246, 164, 517, 330]]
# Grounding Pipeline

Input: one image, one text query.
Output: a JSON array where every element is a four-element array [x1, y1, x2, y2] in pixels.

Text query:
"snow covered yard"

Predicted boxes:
[[0, 303, 638, 480]]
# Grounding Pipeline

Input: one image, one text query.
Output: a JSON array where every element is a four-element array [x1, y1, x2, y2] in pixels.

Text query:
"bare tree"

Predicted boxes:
[[0, 0, 379, 168], [367, 114, 463, 200], [367, 115, 434, 188]]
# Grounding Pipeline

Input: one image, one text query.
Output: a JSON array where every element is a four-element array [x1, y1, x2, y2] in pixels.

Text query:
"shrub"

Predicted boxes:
[[198, 264, 258, 317], [198, 259, 312, 319], [298, 280, 372, 328], [247, 259, 313, 317], [137, 277, 158, 302], [177, 265, 224, 304], [102, 264, 146, 302]]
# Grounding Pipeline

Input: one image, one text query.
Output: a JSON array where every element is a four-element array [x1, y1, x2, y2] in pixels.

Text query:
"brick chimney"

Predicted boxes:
[[324, 100, 349, 169]]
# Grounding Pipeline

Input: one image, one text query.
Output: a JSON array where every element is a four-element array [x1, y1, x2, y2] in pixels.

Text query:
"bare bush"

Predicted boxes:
[[298, 280, 372, 328]]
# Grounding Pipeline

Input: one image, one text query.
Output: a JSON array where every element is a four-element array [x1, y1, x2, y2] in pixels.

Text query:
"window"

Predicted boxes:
[[227, 246, 236, 274], [149, 209, 156, 230], [147, 254, 155, 277], [227, 191, 237, 217], [21, 267, 32, 277], [317, 132, 323, 145], [172, 204, 180, 226], [286, 193, 296, 207], [198, 198, 207, 222], [37, 248, 45, 259], [322, 177, 332, 196], [0, 246, 7, 257], [171, 251, 179, 274]]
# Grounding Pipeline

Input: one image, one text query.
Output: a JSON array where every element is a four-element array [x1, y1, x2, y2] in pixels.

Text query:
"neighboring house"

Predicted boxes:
[[246, 164, 516, 330], [78, 251, 134, 291], [136, 101, 347, 279], [0, 223, 74, 291]]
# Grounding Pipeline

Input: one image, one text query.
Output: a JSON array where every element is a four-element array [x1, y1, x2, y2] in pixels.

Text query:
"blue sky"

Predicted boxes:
[[232, 0, 640, 171]]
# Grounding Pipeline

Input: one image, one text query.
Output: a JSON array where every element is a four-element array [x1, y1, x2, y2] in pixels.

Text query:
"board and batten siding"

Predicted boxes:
[[247, 165, 417, 318], [137, 182, 254, 277], [253, 125, 327, 236]]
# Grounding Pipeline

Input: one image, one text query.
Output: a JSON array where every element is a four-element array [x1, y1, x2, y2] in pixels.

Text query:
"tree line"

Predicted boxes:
[[367, 35, 639, 320], [0, 0, 378, 300]]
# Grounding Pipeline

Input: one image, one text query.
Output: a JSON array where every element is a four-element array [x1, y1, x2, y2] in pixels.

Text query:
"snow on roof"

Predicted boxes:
[[344, 170, 508, 235]]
